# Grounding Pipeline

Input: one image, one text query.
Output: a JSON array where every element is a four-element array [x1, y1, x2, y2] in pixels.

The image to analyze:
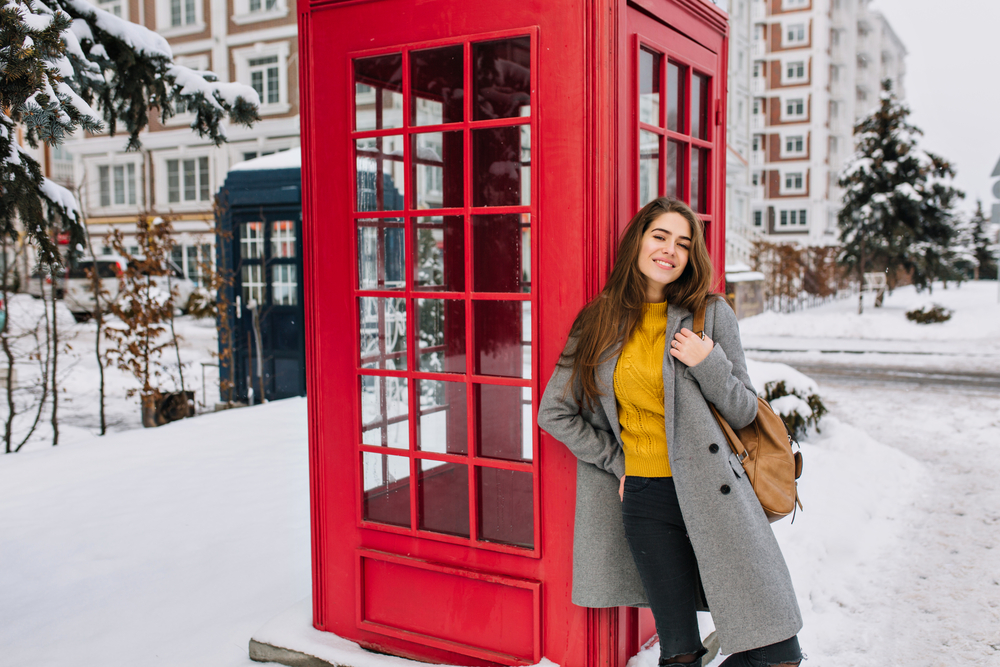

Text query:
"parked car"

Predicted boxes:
[[26, 269, 66, 300], [63, 256, 195, 323]]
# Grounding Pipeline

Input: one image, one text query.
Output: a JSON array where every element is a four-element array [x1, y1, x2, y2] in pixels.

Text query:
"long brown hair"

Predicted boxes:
[[562, 197, 717, 407]]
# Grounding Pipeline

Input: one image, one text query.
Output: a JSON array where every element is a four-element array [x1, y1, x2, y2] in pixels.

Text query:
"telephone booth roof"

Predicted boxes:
[[297, 1, 728, 665]]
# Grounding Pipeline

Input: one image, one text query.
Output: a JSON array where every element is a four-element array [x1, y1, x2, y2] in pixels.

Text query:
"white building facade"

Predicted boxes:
[[68, 0, 300, 285], [740, 0, 906, 247]]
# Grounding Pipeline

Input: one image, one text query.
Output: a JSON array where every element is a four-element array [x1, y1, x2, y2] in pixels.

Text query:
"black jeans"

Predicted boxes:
[[621, 476, 802, 666]]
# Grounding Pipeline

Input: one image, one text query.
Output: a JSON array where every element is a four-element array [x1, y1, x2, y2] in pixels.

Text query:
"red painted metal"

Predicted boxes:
[[298, 1, 728, 665]]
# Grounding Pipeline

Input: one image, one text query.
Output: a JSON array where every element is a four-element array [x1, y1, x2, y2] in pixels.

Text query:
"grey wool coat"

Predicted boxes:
[[537, 299, 802, 655]]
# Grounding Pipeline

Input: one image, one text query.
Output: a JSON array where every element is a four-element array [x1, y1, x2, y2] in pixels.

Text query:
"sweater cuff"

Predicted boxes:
[[687, 343, 731, 386]]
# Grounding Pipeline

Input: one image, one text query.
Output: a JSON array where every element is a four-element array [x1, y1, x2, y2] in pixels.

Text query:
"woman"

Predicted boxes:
[[538, 197, 803, 666]]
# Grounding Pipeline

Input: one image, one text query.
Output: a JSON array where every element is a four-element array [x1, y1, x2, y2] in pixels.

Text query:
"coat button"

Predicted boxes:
[[709, 443, 719, 453], [720, 484, 731, 495]]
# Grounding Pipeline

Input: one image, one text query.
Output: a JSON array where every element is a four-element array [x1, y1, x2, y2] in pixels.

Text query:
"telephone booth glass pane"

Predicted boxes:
[[667, 61, 684, 132], [639, 48, 661, 126], [412, 131, 464, 209], [472, 214, 529, 293], [418, 379, 468, 454], [666, 139, 681, 198], [416, 298, 466, 373], [639, 131, 659, 207], [414, 216, 465, 291], [478, 467, 533, 547], [357, 218, 405, 290], [361, 374, 409, 449], [692, 147, 709, 213], [472, 126, 531, 207], [363, 451, 411, 527], [418, 460, 470, 537], [410, 45, 464, 126], [360, 296, 407, 370], [476, 384, 532, 462], [472, 37, 531, 120], [691, 73, 709, 140], [356, 137, 406, 211], [354, 53, 403, 131], [473, 300, 530, 379]]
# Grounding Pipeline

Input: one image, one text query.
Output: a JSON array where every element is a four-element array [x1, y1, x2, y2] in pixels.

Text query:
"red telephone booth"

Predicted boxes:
[[298, 1, 728, 666]]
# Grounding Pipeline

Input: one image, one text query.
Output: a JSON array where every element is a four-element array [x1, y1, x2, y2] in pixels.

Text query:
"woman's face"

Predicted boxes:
[[636, 212, 692, 302]]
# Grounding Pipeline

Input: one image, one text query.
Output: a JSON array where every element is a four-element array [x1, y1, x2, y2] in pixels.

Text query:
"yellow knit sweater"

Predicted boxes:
[[614, 301, 671, 477]]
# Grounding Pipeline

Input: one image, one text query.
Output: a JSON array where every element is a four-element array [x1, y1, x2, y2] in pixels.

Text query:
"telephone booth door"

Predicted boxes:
[[299, 1, 727, 666]]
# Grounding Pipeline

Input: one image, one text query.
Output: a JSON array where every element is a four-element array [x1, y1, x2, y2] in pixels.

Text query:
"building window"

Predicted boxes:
[[166, 157, 210, 203], [249, 55, 280, 105], [753, 210, 763, 227], [170, 0, 197, 27], [753, 99, 760, 115], [785, 98, 805, 117], [783, 0, 808, 8], [785, 24, 806, 45], [786, 61, 806, 80], [234, 43, 290, 113], [784, 172, 803, 190], [857, 54, 868, 70], [752, 171, 760, 186], [98, 0, 125, 18], [98, 164, 137, 207], [785, 135, 804, 153], [271, 264, 297, 305], [779, 210, 807, 226], [856, 88, 868, 102], [233, 0, 286, 23], [249, 0, 278, 10]]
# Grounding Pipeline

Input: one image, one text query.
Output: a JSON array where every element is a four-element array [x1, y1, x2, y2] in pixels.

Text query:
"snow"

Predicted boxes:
[[40, 176, 81, 218], [63, 0, 172, 59], [745, 358, 819, 397], [229, 148, 302, 172], [3, 282, 1000, 666], [724, 271, 764, 283]]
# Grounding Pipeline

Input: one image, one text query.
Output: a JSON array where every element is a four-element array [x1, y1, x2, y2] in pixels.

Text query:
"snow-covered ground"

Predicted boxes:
[[740, 280, 1000, 374], [2, 282, 999, 666]]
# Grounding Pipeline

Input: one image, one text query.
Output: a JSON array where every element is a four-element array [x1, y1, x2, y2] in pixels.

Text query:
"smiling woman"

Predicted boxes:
[[539, 197, 804, 666]]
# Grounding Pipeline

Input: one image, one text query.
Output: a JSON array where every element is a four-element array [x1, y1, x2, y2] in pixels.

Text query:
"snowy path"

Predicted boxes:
[[806, 378, 1000, 666]]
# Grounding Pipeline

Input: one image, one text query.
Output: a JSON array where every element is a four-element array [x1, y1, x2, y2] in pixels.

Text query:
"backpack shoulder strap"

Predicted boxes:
[[693, 300, 708, 339]]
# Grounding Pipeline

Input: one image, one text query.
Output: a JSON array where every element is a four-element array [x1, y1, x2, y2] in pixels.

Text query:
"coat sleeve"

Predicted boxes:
[[686, 299, 759, 429], [537, 337, 626, 480]]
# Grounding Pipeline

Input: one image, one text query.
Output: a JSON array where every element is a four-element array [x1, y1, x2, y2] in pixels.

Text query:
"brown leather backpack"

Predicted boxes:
[[694, 305, 803, 523]]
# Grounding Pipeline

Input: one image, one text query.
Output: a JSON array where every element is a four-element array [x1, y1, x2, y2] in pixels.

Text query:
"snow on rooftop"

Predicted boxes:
[[230, 149, 302, 172]]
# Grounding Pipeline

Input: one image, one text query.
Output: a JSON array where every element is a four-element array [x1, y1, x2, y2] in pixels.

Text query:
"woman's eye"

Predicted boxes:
[[679, 244, 690, 250]]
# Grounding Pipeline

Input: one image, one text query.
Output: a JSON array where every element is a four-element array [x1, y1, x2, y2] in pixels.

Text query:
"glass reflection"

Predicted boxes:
[[476, 384, 532, 462], [639, 48, 661, 126], [418, 459, 470, 537], [418, 379, 468, 454], [692, 73, 709, 140], [356, 136, 405, 212], [473, 37, 531, 120], [692, 148, 708, 213], [355, 53, 403, 131], [271, 220, 296, 258], [667, 139, 681, 198], [360, 297, 407, 370], [478, 467, 533, 548], [416, 298, 465, 373], [639, 131, 660, 207], [411, 45, 464, 126], [667, 61, 684, 133], [412, 132, 463, 210], [473, 300, 530, 379], [414, 216, 465, 292], [472, 125, 530, 207], [360, 374, 409, 449], [363, 451, 410, 528], [357, 218, 405, 290], [472, 214, 529, 293], [240, 222, 263, 259]]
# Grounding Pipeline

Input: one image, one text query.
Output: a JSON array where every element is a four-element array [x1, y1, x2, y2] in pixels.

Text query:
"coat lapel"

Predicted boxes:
[[663, 303, 692, 445], [596, 349, 623, 444]]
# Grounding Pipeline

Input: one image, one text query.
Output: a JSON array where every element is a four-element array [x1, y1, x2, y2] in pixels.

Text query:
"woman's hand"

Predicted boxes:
[[619, 475, 626, 502], [669, 328, 714, 367]]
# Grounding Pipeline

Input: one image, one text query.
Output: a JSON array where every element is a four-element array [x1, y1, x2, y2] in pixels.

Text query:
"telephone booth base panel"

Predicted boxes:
[[298, 0, 728, 665]]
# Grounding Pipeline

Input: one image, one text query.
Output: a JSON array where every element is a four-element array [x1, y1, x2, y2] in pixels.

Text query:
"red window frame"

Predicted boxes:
[[633, 33, 716, 232], [347, 27, 542, 558]]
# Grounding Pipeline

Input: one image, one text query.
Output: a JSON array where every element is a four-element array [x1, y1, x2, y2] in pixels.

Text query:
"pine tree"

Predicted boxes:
[[838, 80, 963, 304], [968, 201, 998, 280], [0, 0, 259, 268]]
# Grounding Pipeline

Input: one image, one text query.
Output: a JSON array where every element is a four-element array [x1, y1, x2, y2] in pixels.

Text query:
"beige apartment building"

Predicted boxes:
[[68, 0, 300, 284], [744, 0, 906, 246]]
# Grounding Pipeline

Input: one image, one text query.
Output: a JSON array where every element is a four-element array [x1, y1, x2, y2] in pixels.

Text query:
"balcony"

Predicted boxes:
[[751, 1, 765, 22], [751, 150, 765, 167], [751, 115, 764, 131], [752, 78, 764, 95], [752, 185, 765, 201], [752, 41, 765, 58]]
